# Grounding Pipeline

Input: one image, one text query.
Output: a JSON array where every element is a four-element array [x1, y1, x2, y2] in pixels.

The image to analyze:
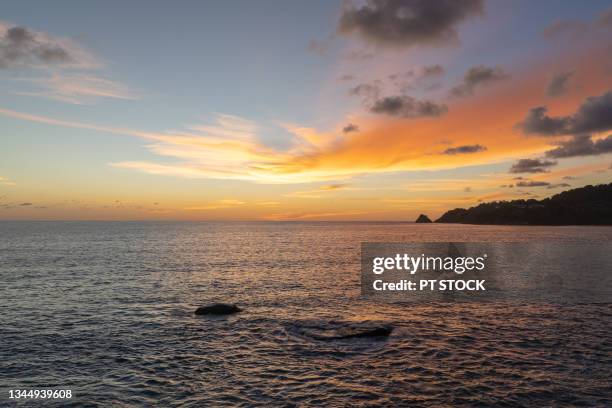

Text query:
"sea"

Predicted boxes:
[[1, 221, 611, 407]]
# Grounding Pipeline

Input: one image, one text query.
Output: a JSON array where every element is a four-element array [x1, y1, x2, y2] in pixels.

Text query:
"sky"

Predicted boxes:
[[1, 0, 611, 221]]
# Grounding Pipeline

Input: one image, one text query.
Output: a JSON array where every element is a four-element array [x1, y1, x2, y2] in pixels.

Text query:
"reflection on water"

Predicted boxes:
[[1, 222, 611, 406]]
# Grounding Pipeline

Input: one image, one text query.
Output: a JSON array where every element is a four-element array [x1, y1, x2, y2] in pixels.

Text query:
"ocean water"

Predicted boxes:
[[1, 221, 611, 407]]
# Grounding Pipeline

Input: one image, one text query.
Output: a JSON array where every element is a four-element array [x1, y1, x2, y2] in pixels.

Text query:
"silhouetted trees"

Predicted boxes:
[[435, 183, 612, 225]]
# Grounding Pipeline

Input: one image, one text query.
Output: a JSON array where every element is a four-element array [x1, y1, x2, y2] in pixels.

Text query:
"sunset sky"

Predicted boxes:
[[1, 0, 611, 220]]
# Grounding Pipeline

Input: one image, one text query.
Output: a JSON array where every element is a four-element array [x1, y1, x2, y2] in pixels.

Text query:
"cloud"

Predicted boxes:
[[184, 199, 246, 211], [16, 73, 138, 104], [0, 22, 134, 104], [370, 95, 448, 118], [0, 87, 555, 184], [547, 183, 571, 189], [546, 70, 574, 97], [0, 176, 16, 186], [542, 20, 588, 39], [518, 90, 612, 135], [1, 26, 68, 68], [350, 65, 448, 117], [354, 65, 447, 112], [518, 106, 572, 135], [0, 23, 96, 69], [421, 64, 445, 78], [545, 134, 612, 158], [6, 39, 608, 188], [105, 115, 370, 183], [320, 183, 348, 191], [19, 202, 32, 206], [542, 8, 612, 39], [451, 65, 509, 97], [0, 107, 339, 183], [308, 39, 330, 55], [343, 49, 375, 61], [349, 81, 382, 101], [509, 158, 557, 173], [284, 183, 351, 198], [0, 107, 304, 182], [442, 144, 486, 155], [337, 0, 484, 48], [516, 180, 550, 187], [343, 123, 359, 133], [388, 64, 445, 92], [598, 8, 612, 27]]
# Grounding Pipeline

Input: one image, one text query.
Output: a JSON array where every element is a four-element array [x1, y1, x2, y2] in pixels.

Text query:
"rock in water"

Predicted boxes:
[[309, 326, 393, 341], [337, 326, 393, 339], [415, 214, 432, 223], [194, 303, 242, 315]]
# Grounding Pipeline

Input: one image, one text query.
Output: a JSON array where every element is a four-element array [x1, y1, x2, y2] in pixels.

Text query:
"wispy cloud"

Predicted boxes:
[[0, 21, 134, 104], [516, 180, 550, 187], [0, 176, 16, 186], [546, 70, 575, 98], [0, 102, 546, 184], [184, 199, 246, 211], [442, 144, 487, 155], [0, 42, 609, 186], [450, 65, 509, 97], [15, 73, 138, 104], [542, 7, 612, 39], [509, 158, 557, 173], [284, 184, 351, 198]]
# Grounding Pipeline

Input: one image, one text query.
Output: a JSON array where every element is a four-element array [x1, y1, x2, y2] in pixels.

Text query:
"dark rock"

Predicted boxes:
[[194, 303, 242, 315], [310, 326, 393, 341], [338, 326, 393, 339], [415, 214, 432, 223]]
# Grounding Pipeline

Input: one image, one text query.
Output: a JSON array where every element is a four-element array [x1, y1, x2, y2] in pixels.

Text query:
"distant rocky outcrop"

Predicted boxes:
[[415, 214, 432, 223], [194, 303, 242, 315], [436, 183, 612, 225]]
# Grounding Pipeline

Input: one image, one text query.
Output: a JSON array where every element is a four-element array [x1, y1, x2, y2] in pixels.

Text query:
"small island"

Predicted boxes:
[[415, 214, 433, 223], [435, 183, 612, 225]]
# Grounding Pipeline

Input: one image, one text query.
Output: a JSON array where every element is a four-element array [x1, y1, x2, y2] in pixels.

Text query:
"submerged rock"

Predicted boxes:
[[415, 214, 432, 223], [309, 326, 393, 341], [194, 303, 242, 315]]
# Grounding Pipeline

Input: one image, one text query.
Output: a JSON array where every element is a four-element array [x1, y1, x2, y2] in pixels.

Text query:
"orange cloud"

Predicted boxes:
[[274, 47, 611, 177], [1, 46, 609, 187]]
